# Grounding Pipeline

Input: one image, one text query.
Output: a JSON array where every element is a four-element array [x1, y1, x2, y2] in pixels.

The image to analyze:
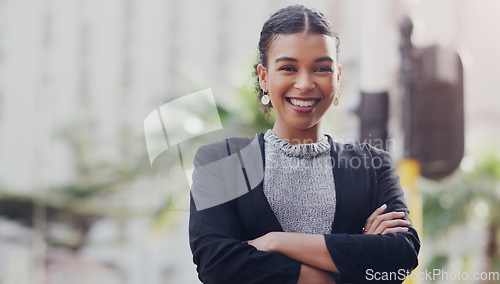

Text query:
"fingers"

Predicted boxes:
[[368, 211, 406, 234], [364, 204, 387, 231], [363, 203, 411, 235], [373, 219, 410, 234], [382, 227, 410, 235]]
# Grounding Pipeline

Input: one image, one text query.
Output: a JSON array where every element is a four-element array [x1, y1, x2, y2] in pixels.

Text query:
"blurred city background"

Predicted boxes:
[[1, 0, 499, 283]]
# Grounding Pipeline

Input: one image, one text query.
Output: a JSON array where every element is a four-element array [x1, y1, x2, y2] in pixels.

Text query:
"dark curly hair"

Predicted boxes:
[[254, 5, 340, 120]]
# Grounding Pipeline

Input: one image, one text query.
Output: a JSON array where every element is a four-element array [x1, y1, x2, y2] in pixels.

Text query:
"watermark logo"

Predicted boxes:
[[143, 89, 263, 211], [366, 268, 499, 282], [190, 136, 264, 210], [144, 88, 223, 166]]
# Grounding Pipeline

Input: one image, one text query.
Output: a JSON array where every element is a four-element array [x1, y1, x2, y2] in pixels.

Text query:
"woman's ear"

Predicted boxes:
[[257, 64, 268, 92]]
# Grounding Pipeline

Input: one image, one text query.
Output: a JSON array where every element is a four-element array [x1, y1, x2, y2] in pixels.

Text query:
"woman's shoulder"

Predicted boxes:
[[194, 132, 263, 165]]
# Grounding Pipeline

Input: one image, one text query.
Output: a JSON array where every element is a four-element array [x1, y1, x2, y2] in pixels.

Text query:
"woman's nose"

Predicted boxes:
[[294, 71, 315, 93]]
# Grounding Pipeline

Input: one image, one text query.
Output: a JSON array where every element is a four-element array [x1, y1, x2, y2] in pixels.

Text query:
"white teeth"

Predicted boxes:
[[290, 98, 317, 107]]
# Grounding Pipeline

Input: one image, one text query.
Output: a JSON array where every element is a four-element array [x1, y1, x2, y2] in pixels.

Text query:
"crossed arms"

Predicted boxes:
[[247, 205, 412, 283], [189, 143, 420, 283]]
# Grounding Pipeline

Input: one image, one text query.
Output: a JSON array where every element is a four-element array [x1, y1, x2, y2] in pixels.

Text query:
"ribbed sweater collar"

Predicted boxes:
[[263, 129, 331, 158]]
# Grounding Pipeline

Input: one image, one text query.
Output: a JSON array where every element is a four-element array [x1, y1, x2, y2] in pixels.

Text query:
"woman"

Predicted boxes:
[[189, 5, 419, 284]]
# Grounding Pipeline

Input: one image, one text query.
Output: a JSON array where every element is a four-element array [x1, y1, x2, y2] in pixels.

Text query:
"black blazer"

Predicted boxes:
[[189, 131, 420, 284]]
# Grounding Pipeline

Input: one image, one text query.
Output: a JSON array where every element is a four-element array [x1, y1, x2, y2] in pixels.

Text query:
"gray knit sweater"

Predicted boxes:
[[263, 129, 336, 234]]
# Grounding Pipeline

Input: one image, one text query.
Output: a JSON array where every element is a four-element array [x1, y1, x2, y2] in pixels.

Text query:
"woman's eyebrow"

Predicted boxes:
[[314, 56, 333, 63], [275, 56, 297, 63], [274, 56, 333, 63]]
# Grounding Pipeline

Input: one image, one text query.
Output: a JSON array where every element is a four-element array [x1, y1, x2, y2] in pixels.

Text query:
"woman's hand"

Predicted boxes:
[[249, 234, 337, 283], [248, 232, 338, 273], [363, 204, 410, 235]]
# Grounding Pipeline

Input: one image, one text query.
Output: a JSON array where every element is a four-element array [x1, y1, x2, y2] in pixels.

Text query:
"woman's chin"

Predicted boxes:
[[288, 119, 321, 131]]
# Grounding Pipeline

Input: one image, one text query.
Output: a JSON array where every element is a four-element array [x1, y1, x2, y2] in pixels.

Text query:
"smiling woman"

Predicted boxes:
[[256, 33, 340, 143], [189, 4, 420, 284]]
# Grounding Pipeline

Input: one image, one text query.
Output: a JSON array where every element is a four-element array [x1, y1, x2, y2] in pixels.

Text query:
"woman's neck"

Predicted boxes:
[[272, 122, 324, 145]]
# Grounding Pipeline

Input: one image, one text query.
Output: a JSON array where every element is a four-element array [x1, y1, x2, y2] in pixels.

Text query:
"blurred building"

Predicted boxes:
[[0, 0, 499, 283]]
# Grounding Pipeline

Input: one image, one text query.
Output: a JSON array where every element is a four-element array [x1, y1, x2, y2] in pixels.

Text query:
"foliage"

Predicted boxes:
[[236, 74, 275, 132], [421, 151, 500, 274]]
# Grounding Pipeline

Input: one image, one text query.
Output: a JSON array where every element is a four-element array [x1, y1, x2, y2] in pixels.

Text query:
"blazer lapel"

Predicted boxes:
[[327, 137, 372, 234], [236, 131, 283, 239], [327, 135, 342, 234]]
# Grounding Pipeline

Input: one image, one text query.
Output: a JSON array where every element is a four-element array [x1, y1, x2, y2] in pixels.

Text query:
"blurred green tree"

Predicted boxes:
[[422, 150, 500, 280]]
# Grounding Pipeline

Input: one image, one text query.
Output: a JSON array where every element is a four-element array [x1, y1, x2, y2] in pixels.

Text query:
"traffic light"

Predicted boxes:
[[399, 15, 464, 180], [357, 91, 389, 151], [406, 46, 464, 179]]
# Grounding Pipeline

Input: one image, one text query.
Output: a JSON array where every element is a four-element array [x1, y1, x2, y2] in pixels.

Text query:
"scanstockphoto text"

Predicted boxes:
[[265, 152, 386, 170], [365, 268, 500, 282], [264, 137, 397, 171], [280, 137, 396, 152]]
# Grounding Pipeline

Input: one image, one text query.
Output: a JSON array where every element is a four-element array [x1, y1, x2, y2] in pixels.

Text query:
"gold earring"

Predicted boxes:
[[261, 92, 270, 105], [333, 88, 341, 106]]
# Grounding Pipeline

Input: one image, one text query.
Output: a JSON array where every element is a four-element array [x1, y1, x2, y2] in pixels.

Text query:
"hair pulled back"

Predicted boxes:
[[254, 5, 340, 118]]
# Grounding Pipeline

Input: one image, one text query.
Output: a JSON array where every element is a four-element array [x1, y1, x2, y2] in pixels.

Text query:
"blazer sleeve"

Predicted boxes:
[[324, 145, 420, 283], [189, 144, 302, 284]]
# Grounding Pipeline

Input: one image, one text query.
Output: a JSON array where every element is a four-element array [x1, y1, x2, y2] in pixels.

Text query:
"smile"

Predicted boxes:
[[285, 98, 320, 113]]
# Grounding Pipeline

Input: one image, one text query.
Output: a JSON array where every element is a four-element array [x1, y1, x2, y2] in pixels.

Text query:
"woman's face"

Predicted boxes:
[[258, 33, 341, 133]]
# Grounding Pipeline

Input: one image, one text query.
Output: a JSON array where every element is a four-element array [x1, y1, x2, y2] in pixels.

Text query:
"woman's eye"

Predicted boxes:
[[279, 66, 296, 72], [315, 67, 333, 72]]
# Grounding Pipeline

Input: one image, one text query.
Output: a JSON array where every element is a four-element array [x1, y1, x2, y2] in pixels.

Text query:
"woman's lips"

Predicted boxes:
[[285, 98, 320, 113]]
